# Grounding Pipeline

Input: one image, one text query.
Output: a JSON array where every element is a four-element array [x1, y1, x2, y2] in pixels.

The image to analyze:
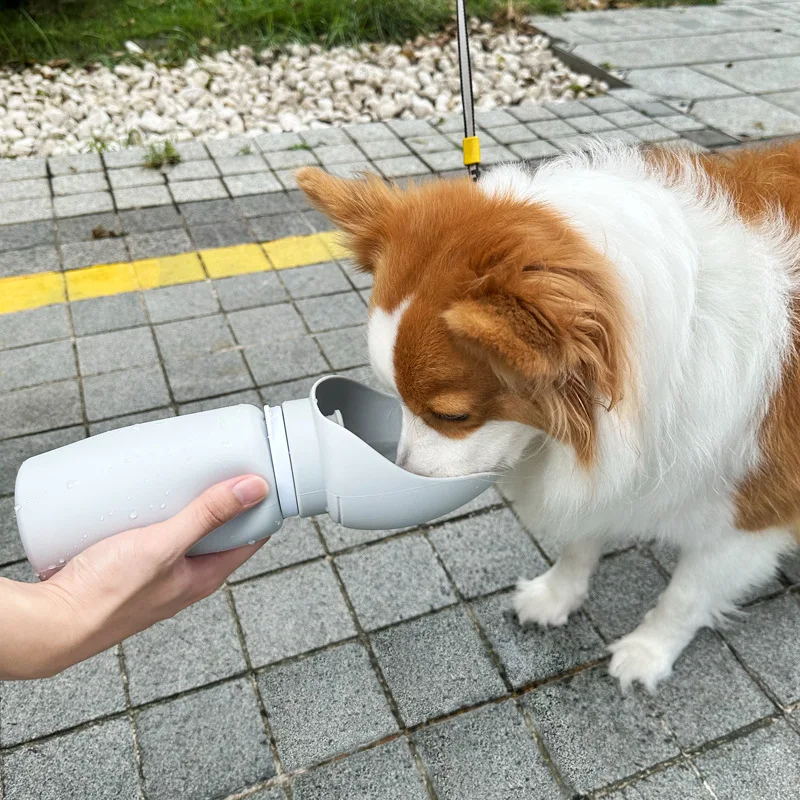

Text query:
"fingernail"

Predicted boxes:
[[232, 476, 267, 506]]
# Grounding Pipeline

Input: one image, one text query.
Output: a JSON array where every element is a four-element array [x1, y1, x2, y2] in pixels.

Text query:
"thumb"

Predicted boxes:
[[153, 475, 269, 556]]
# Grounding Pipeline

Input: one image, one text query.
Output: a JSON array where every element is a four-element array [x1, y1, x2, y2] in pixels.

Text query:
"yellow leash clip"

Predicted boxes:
[[462, 136, 481, 167]]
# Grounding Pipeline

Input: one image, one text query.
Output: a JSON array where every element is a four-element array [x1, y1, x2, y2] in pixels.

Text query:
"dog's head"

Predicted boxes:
[[297, 167, 628, 478]]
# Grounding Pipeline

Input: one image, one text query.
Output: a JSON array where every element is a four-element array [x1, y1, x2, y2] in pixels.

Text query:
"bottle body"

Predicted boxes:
[[15, 405, 283, 578]]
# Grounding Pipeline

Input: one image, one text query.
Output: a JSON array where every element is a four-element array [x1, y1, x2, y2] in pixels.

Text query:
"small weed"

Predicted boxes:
[[237, 144, 254, 156], [289, 143, 312, 151], [144, 140, 182, 169], [85, 136, 111, 154], [599, 61, 616, 71]]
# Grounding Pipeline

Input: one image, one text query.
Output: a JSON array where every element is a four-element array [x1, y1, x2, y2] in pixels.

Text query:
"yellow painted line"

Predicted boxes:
[[0, 233, 354, 316]]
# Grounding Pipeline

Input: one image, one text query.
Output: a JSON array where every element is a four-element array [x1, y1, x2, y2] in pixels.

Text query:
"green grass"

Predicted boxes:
[[0, 0, 561, 67], [143, 140, 181, 168]]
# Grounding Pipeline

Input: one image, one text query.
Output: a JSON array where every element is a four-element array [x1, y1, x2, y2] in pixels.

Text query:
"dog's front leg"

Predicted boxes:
[[514, 538, 603, 627]]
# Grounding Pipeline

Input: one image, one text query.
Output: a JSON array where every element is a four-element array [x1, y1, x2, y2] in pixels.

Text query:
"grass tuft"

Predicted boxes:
[[143, 139, 181, 169]]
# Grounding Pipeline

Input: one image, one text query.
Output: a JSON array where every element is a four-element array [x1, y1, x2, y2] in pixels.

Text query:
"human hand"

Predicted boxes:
[[0, 475, 269, 680]]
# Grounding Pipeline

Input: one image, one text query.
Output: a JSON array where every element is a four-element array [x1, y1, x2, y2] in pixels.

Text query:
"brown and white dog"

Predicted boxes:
[[297, 141, 800, 690]]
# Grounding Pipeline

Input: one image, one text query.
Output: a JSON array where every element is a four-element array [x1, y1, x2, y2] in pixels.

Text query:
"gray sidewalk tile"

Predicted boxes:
[[650, 630, 773, 747], [292, 739, 428, 800], [296, 292, 366, 332], [225, 172, 283, 196], [629, 123, 680, 142], [315, 513, 397, 552], [430, 486, 503, 525], [260, 375, 320, 407], [213, 271, 287, 311], [0, 648, 125, 746], [7, 178, 50, 201], [0, 157, 47, 180], [585, 550, 668, 642], [155, 314, 233, 361], [0, 426, 85, 493], [626, 66, 744, 101], [233, 559, 356, 666], [71, 293, 147, 335], [115, 184, 173, 209], [301, 128, 352, 147], [335, 534, 456, 630], [61, 238, 128, 270], [316, 325, 368, 370], [510, 140, 561, 160], [510, 104, 558, 122], [122, 590, 246, 705], [102, 146, 148, 169], [345, 121, 395, 142], [205, 138, 257, 159], [605, 109, 653, 128], [0, 245, 59, 277], [0, 219, 55, 252], [435, 115, 466, 133], [695, 721, 800, 800], [215, 154, 269, 175], [49, 152, 103, 175], [303, 209, 335, 232], [178, 388, 260, 415], [169, 178, 229, 203], [254, 131, 302, 152], [359, 138, 412, 159], [77, 327, 158, 375], [374, 155, 430, 179], [529, 119, 579, 139], [421, 149, 467, 171], [108, 166, 166, 189], [54, 191, 113, 217], [0, 380, 82, 440], [258, 642, 397, 770], [489, 123, 541, 144], [724, 593, 800, 706], [0, 560, 36, 583], [58, 212, 121, 242], [190, 218, 254, 249], [428, 508, 548, 599], [569, 115, 618, 133], [473, 592, 605, 688], [372, 606, 506, 726], [583, 95, 629, 113], [250, 211, 311, 240], [414, 700, 563, 800], [229, 516, 325, 582], [127, 228, 192, 259], [386, 119, 437, 137], [692, 95, 800, 138], [314, 143, 365, 165], [613, 763, 713, 799], [405, 133, 454, 154], [339, 258, 372, 289], [179, 197, 239, 225], [165, 350, 253, 402], [143, 281, 220, 323], [118, 207, 182, 235], [596, 129, 643, 146], [228, 303, 306, 344], [279, 261, 351, 299], [659, 114, 705, 132], [767, 89, 800, 116], [137, 678, 275, 800], [0, 197, 53, 224], [174, 141, 210, 161], [476, 109, 518, 128], [0, 339, 76, 391], [0, 496, 25, 564], [523, 667, 680, 794], [83, 365, 170, 420], [90, 406, 175, 435], [2, 718, 140, 800], [52, 172, 109, 196], [245, 337, 327, 385], [236, 192, 295, 217], [324, 161, 376, 179], [163, 159, 219, 182], [265, 149, 319, 170]]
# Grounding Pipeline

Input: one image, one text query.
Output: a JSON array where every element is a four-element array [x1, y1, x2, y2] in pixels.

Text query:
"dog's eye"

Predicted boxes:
[[432, 412, 470, 422]]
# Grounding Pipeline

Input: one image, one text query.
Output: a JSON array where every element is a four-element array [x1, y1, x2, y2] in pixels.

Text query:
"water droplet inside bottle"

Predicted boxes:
[[58, 559, 65, 565], [149, 504, 154, 509], [108, 510, 114, 516], [14, 504, 21, 513], [100, 516, 104, 521], [129, 511, 138, 520], [164, 490, 171, 496], [247, 540, 256, 545], [160, 503, 166, 509], [66, 479, 79, 489]]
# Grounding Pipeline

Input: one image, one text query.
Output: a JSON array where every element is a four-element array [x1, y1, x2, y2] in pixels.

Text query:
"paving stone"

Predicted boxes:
[[168, 178, 228, 204], [229, 516, 325, 582], [190, 218, 254, 248], [260, 375, 320, 407], [228, 302, 306, 345], [278, 261, 350, 299], [551, 135, 595, 152], [316, 325, 368, 370], [107, 165, 166, 189], [583, 95, 629, 113], [699, 56, 800, 94], [61, 237, 128, 270], [434, 114, 464, 133], [226, 172, 283, 196], [3, 718, 140, 800], [156, 160, 218, 186], [254, 131, 303, 152], [0, 559, 37, 582], [528, 119, 579, 139], [569, 114, 618, 133], [767, 89, 800, 116], [57, 212, 121, 243], [123, 590, 246, 704], [421, 148, 470, 171], [359, 138, 412, 159], [428, 508, 547, 599], [0, 157, 47, 180], [314, 512, 397, 552], [6, 177, 50, 201], [165, 350, 253, 402], [301, 127, 352, 147], [338, 258, 372, 289], [0, 245, 59, 277], [374, 155, 430, 179], [114, 184, 173, 210], [335, 534, 456, 630], [0, 380, 82, 440], [214, 271, 287, 311], [143, 280, 220, 323], [627, 65, 743, 101], [724, 593, 800, 706], [682, 128, 740, 148], [258, 642, 397, 770], [324, 161, 376, 179], [345, 121, 396, 142], [695, 720, 800, 800], [629, 123, 681, 142], [178, 388, 261, 415], [250, 211, 311, 240], [234, 559, 355, 666], [0, 219, 55, 252], [523, 666, 680, 794], [90, 406, 175, 435], [474, 591, 605, 688], [510, 104, 558, 122], [614, 763, 713, 799], [372, 606, 505, 726], [126, 228, 192, 259], [476, 109, 518, 128], [71, 293, 147, 335], [154, 314, 232, 362], [137, 678, 274, 800], [429, 486, 504, 525], [404, 133, 454, 155], [83, 365, 170, 421], [585, 550, 668, 641], [0, 339, 76, 390], [54, 191, 113, 217], [414, 700, 562, 800], [49, 152, 103, 175], [314, 143, 365, 165], [692, 95, 800, 138], [178, 199, 239, 226], [0, 648, 125, 746], [0, 495, 25, 564], [245, 336, 327, 385], [303, 209, 335, 232], [76, 327, 158, 375], [215, 154, 270, 176], [264, 149, 319, 171], [0, 426, 85, 493], [117, 207, 181, 235], [0, 197, 52, 224], [102, 146, 148, 169], [487, 123, 541, 144], [605, 109, 653, 128], [235, 192, 296, 217], [510, 140, 561, 160], [659, 114, 705, 132], [292, 739, 426, 800], [296, 292, 366, 332]]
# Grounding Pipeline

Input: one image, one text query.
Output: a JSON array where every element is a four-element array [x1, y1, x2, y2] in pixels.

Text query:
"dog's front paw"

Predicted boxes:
[[513, 572, 587, 628], [608, 630, 675, 692]]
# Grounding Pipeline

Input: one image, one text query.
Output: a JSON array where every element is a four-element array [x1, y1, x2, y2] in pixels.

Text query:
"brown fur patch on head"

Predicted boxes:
[[297, 168, 630, 466]]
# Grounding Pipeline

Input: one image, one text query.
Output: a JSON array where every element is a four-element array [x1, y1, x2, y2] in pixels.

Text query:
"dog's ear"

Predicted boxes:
[[295, 167, 394, 272]]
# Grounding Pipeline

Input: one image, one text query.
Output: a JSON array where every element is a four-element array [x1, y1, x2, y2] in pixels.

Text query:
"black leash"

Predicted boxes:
[[456, 0, 481, 182]]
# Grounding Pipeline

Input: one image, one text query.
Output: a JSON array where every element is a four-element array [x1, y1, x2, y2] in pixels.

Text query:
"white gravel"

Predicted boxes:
[[0, 21, 607, 158]]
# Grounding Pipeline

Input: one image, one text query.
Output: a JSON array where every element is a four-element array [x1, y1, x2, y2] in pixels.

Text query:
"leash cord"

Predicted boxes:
[[456, 0, 481, 182]]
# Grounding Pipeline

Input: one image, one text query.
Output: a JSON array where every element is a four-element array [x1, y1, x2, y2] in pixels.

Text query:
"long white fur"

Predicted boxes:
[[369, 143, 799, 690]]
